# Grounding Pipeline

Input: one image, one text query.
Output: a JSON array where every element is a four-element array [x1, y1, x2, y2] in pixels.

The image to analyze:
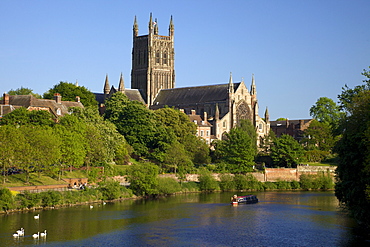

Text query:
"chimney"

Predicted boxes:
[[179, 109, 184, 113], [3, 93, 9, 105], [75, 96, 80, 103], [203, 111, 207, 122], [191, 109, 196, 115], [54, 93, 62, 104]]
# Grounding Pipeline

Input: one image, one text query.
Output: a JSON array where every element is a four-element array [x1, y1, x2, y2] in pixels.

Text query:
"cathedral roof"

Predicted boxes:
[[153, 83, 241, 107]]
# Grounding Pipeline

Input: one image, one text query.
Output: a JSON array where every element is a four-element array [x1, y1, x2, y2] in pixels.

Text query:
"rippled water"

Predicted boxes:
[[0, 191, 368, 246]]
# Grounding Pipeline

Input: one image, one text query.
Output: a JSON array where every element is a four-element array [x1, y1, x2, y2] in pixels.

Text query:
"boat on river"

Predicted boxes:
[[231, 195, 258, 205]]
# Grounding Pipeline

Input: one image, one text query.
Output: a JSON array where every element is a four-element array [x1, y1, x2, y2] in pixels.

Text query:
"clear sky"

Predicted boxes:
[[1, 0, 369, 120]]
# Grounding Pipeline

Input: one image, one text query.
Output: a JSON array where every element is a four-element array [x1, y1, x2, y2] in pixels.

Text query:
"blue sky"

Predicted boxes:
[[1, 0, 369, 120]]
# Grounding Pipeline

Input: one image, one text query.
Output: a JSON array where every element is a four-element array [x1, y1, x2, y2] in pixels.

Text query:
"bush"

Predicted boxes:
[[234, 174, 263, 191], [262, 182, 277, 190], [180, 182, 199, 192], [98, 179, 122, 200], [40, 191, 62, 207], [157, 177, 182, 195], [291, 180, 301, 189], [198, 169, 218, 192], [16, 191, 41, 209], [219, 174, 235, 191], [299, 172, 334, 190], [0, 187, 15, 211], [275, 180, 292, 190]]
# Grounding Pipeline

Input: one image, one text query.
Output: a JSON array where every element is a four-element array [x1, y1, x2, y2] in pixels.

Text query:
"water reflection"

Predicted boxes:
[[0, 191, 367, 246]]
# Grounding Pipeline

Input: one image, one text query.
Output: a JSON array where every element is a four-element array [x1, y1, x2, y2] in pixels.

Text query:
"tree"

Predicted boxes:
[[0, 108, 55, 127], [214, 127, 256, 173], [163, 141, 193, 176], [270, 134, 304, 167], [335, 67, 370, 227], [104, 92, 175, 162], [309, 97, 344, 131], [127, 163, 159, 196], [303, 119, 336, 152], [43, 81, 97, 107], [6, 87, 42, 98]]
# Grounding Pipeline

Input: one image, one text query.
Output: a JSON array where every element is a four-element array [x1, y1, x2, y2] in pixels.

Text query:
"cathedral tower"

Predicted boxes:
[[131, 14, 175, 105]]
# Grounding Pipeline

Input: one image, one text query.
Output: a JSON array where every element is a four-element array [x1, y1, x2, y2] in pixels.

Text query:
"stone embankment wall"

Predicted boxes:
[[157, 166, 336, 182]]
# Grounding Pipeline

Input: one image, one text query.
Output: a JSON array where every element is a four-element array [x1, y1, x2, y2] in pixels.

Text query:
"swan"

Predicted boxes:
[[89, 205, 93, 209], [34, 214, 40, 219], [16, 228, 24, 236], [40, 230, 47, 237], [13, 233, 19, 238], [103, 202, 106, 205], [32, 232, 40, 238]]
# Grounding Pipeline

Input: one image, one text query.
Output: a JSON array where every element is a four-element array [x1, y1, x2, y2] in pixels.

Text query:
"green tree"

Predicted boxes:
[[303, 119, 336, 152], [309, 97, 343, 127], [127, 163, 159, 196], [270, 134, 304, 167], [105, 92, 175, 162], [198, 168, 218, 192], [0, 187, 15, 211], [7, 86, 42, 98], [214, 127, 256, 173], [163, 141, 193, 175], [335, 67, 370, 227], [43, 81, 97, 107], [0, 108, 54, 127]]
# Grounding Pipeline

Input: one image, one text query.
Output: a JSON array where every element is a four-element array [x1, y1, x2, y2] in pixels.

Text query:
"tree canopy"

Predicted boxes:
[[43, 81, 97, 107], [335, 67, 370, 227], [270, 134, 304, 167], [309, 97, 343, 127]]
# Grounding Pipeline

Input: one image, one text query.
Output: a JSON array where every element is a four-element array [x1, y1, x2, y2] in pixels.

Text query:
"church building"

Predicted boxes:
[[95, 14, 270, 145]]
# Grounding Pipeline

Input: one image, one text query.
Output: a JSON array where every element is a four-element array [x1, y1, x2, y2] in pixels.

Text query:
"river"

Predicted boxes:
[[0, 191, 368, 246]]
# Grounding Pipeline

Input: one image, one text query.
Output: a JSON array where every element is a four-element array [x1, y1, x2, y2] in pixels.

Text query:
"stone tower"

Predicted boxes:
[[131, 13, 175, 105]]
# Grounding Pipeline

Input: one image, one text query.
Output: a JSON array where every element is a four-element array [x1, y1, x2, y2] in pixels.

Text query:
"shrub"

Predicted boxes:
[[198, 169, 218, 192], [40, 191, 62, 207], [300, 174, 315, 190], [0, 187, 15, 211], [16, 191, 41, 209], [291, 180, 301, 189], [98, 179, 122, 200], [275, 180, 292, 190], [181, 182, 199, 192], [234, 174, 263, 191], [157, 177, 182, 195], [262, 182, 277, 190], [219, 174, 235, 191]]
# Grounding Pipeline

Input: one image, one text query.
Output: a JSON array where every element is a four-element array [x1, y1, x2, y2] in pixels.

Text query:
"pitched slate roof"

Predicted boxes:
[[5, 95, 83, 117], [153, 83, 241, 107], [95, 88, 145, 105]]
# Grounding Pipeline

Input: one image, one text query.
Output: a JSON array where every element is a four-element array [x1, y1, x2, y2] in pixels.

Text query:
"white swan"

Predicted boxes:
[[34, 214, 40, 219], [89, 205, 93, 209], [16, 228, 24, 236], [40, 230, 47, 237], [103, 202, 106, 205], [13, 233, 19, 238], [32, 232, 40, 238]]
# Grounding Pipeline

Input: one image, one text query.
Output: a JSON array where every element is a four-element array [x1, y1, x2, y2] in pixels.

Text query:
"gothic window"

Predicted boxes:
[[236, 102, 251, 126], [156, 51, 160, 64], [163, 52, 168, 64]]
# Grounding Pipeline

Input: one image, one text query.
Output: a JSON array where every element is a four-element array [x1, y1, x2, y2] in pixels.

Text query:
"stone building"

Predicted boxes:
[[270, 119, 313, 142], [95, 14, 270, 145]]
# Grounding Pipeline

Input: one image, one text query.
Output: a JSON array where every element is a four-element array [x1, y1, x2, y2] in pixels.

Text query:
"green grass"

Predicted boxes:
[[306, 162, 337, 166]]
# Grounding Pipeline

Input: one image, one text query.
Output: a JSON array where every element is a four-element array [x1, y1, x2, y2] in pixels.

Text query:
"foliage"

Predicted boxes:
[[126, 163, 159, 196], [0, 107, 55, 127], [304, 150, 330, 163], [303, 120, 336, 152], [276, 118, 287, 121], [7, 87, 42, 98], [180, 182, 199, 192], [98, 179, 124, 200], [0, 187, 15, 211], [198, 168, 218, 192], [270, 134, 305, 167], [157, 177, 182, 195], [275, 180, 292, 190], [233, 174, 263, 191], [262, 181, 277, 190], [40, 190, 62, 207], [219, 174, 235, 191], [163, 142, 194, 175], [299, 171, 334, 190], [16, 191, 40, 209], [104, 93, 175, 163], [214, 126, 256, 173], [335, 67, 370, 226], [309, 97, 343, 128], [43, 81, 97, 107]]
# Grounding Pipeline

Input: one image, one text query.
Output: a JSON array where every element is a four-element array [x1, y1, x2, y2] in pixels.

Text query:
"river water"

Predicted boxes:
[[0, 191, 368, 246]]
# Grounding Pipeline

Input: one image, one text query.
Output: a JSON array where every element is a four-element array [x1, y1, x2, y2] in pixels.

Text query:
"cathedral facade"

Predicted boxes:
[[96, 14, 270, 145]]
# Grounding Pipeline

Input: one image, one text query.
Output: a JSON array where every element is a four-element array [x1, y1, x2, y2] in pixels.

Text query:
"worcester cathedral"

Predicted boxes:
[[95, 14, 270, 145]]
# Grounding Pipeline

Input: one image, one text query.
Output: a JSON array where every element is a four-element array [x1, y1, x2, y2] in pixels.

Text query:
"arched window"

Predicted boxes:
[[156, 51, 160, 63], [163, 52, 168, 64]]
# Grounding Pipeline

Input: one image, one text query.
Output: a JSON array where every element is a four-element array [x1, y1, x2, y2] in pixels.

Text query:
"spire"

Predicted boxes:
[[265, 107, 269, 122], [228, 72, 234, 93], [75, 80, 79, 87], [215, 103, 220, 120], [169, 15, 174, 37], [104, 74, 110, 95], [149, 13, 153, 34], [154, 18, 158, 35], [250, 74, 256, 96], [118, 73, 125, 93], [133, 15, 138, 37]]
